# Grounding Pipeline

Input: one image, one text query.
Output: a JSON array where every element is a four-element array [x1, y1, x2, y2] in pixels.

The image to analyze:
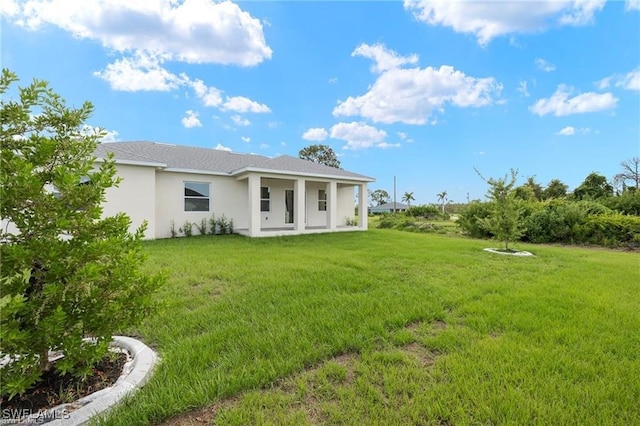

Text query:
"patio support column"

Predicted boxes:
[[327, 181, 337, 230], [248, 174, 261, 237], [294, 178, 305, 231], [358, 183, 368, 229]]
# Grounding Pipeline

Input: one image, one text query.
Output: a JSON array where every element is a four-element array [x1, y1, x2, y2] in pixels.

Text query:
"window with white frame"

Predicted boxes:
[[261, 186, 270, 212], [318, 189, 327, 211], [184, 182, 210, 212]]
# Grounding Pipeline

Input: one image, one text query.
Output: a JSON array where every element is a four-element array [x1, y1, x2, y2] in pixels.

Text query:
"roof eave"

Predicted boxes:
[[231, 167, 375, 182], [95, 157, 167, 168]]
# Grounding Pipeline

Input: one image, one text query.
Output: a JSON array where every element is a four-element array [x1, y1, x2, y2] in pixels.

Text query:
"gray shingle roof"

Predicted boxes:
[[95, 141, 374, 181]]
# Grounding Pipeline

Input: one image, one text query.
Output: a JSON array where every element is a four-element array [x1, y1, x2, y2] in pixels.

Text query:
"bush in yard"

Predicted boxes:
[[406, 204, 441, 219], [524, 200, 612, 244], [602, 191, 640, 216], [0, 70, 164, 399], [575, 214, 640, 247], [457, 201, 494, 239]]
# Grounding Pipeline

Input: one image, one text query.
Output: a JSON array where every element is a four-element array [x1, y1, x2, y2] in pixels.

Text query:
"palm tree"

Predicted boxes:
[[437, 191, 448, 214], [402, 191, 415, 207]]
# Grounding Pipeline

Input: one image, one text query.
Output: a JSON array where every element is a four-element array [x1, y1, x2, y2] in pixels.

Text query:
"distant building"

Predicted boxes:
[[370, 202, 409, 214]]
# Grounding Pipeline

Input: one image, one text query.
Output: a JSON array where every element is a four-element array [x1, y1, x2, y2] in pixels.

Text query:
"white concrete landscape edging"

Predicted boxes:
[[11, 336, 158, 426], [483, 248, 534, 257]]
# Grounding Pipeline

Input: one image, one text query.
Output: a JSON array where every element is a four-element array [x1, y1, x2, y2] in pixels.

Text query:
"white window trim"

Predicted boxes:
[[184, 181, 210, 212]]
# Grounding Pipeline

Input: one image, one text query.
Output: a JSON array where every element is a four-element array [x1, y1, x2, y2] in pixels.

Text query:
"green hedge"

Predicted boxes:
[[577, 214, 640, 247]]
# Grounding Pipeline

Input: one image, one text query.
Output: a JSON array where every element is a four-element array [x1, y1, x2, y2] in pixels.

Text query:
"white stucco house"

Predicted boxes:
[[95, 141, 374, 239]]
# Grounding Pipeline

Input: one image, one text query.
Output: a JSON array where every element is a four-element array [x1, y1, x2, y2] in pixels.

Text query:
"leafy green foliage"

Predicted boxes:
[[369, 189, 391, 206], [573, 172, 613, 200], [179, 220, 194, 237], [577, 214, 640, 247], [523, 200, 609, 244], [602, 191, 640, 216], [476, 169, 525, 250], [298, 144, 341, 168], [543, 178, 568, 200], [401, 191, 415, 206], [457, 202, 494, 239], [406, 204, 441, 219], [0, 69, 164, 399]]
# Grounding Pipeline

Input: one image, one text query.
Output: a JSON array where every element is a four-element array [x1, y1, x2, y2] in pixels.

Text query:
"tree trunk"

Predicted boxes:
[[40, 349, 51, 372]]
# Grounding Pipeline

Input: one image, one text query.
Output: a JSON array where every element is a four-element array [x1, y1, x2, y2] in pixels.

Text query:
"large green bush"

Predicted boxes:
[[523, 200, 612, 244], [0, 69, 164, 399], [576, 214, 640, 247], [406, 204, 441, 219], [603, 191, 640, 216], [457, 202, 494, 239]]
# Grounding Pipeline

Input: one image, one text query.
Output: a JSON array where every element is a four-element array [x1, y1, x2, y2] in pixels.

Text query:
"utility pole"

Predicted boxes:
[[393, 176, 397, 214]]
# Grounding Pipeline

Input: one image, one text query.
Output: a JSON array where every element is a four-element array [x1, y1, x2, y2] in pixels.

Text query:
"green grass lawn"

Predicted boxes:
[[99, 230, 640, 425]]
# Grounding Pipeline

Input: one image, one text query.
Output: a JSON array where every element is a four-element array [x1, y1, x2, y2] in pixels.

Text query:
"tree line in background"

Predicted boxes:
[[460, 160, 640, 249], [375, 158, 640, 249]]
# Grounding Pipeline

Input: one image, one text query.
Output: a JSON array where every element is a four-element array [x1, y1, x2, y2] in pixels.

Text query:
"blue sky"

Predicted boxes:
[[2, 0, 639, 204]]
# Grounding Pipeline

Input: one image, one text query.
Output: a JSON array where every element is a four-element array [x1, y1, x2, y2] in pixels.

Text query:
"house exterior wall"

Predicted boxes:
[[305, 181, 328, 227], [337, 185, 356, 225], [154, 171, 248, 239], [102, 164, 156, 239], [260, 178, 294, 229]]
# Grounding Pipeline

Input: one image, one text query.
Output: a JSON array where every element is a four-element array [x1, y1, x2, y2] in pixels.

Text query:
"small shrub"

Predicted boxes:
[[345, 217, 358, 226], [194, 218, 208, 235], [170, 220, 178, 238], [217, 215, 232, 234], [179, 220, 193, 237], [208, 214, 216, 235], [0, 69, 164, 399]]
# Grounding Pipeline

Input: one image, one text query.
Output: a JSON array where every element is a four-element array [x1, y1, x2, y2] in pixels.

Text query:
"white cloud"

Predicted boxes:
[[328, 77, 338, 84], [8, 0, 272, 66], [397, 132, 408, 140], [596, 68, 640, 91], [334, 46, 502, 125], [535, 58, 556, 72], [81, 125, 120, 142], [94, 53, 182, 91], [181, 110, 202, 128], [377, 142, 401, 149], [556, 126, 591, 136], [259, 143, 269, 149], [0, 0, 18, 17], [190, 79, 222, 107], [559, 0, 606, 25], [556, 126, 575, 135], [241, 136, 251, 142], [404, 0, 605, 46], [231, 115, 251, 126], [627, 0, 640, 11], [530, 85, 617, 116], [352, 43, 419, 73], [302, 128, 329, 141], [101, 129, 120, 142], [221, 96, 271, 113], [214, 143, 232, 152], [267, 121, 280, 129], [518, 81, 530, 97], [329, 122, 389, 150]]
